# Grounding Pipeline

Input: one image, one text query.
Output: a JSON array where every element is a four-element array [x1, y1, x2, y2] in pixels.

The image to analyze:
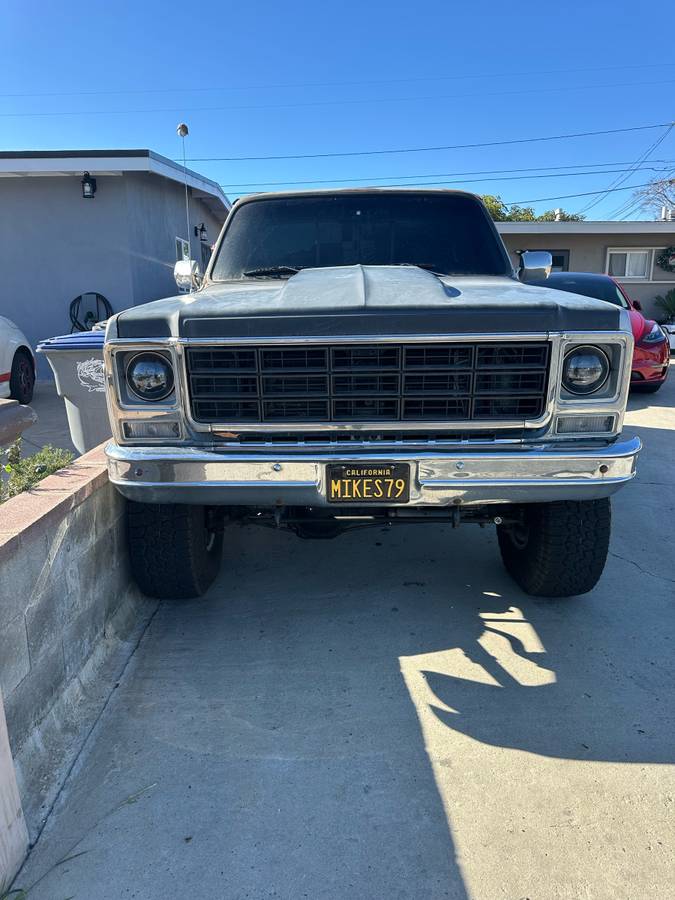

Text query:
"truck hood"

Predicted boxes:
[[114, 265, 625, 339]]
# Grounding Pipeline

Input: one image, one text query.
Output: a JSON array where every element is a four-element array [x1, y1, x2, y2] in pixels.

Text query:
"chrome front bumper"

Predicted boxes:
[[106, 436, 641, 507]]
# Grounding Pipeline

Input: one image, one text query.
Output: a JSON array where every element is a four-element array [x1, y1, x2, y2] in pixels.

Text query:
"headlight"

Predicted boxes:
[[562, 346, 610, 395], [126, 352, 175, 401], [638, 322, 666, 346]]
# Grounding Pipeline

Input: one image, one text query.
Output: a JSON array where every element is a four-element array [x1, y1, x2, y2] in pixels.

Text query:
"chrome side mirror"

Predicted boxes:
[[174, 259, 202, 293], [519, 250, 552, 283]]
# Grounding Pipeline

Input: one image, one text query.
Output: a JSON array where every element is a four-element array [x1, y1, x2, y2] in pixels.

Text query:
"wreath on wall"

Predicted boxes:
[[655, 246, 675, 273]]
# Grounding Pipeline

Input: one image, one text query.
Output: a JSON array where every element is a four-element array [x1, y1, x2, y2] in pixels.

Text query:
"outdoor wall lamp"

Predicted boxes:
[[194, 222, 208, 242], [81, 172, 97, 199]]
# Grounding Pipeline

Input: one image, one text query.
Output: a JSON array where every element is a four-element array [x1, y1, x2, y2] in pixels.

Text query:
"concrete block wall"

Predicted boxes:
[[0, 445, 156, 857], [0, 690, 27, 890]]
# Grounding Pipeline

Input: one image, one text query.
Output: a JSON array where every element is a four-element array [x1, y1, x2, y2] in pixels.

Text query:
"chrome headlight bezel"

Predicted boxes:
[[557, 338, 629, 406], [551, 331, 632, 437], [106, 342, 186, 444]]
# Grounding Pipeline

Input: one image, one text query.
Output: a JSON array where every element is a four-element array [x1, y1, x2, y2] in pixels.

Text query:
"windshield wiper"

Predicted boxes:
[[242, 265, 303, 278]]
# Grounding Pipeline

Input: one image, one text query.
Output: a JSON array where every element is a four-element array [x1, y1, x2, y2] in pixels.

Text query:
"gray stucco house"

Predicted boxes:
[[497, 220, 675, 318], [0, 150, 230, 373]]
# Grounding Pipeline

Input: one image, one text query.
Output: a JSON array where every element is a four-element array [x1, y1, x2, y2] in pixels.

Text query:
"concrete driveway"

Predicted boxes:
[[15, 369, 675, 899], [20, 382, 78, 456]]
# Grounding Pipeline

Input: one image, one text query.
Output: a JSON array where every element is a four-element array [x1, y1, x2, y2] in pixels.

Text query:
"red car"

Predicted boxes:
[[533, 271, 670, 393]]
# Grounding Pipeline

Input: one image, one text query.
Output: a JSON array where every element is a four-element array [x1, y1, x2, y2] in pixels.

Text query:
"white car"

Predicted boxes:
[[0, 316, 35, 404]]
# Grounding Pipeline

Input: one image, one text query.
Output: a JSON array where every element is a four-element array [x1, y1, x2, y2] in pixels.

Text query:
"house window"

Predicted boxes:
[[547, 249, 570, 272], [607, 249, 651, 280], [175, 237, 190, 261]]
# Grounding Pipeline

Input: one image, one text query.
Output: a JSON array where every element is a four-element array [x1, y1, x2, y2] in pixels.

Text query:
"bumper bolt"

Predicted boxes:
[[272, 463, 282, 472]]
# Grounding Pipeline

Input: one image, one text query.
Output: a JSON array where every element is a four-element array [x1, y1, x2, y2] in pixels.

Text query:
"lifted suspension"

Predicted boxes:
[[223, 504, 522, 538]]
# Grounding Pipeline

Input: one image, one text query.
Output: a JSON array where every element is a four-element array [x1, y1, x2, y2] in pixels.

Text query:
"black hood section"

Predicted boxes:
[[115, 267, 624, 339], [179, 306, 618, 339]]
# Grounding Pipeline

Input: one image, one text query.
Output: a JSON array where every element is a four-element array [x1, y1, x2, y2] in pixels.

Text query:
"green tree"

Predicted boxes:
[[481, 194, 585, 222]]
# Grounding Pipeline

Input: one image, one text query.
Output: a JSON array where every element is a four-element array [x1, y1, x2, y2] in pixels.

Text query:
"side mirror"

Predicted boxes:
[[518, 250, 552, 283], [174, 259, 202, 293], [632, 299, 643, 311]]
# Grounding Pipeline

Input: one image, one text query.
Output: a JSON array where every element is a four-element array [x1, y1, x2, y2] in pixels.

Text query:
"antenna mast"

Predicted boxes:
[[177, 123, 191, 254]]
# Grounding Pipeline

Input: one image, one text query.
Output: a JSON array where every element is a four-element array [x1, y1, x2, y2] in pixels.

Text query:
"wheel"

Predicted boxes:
[[9, 349, 35, 404], [631, 380, 664, 394], [497, 499, 611, 597], [126, 502, 223, 599]]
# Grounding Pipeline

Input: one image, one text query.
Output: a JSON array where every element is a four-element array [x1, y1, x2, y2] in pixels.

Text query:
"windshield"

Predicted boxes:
[[548, 276, 630, 308], [211, 193, 510, 280]]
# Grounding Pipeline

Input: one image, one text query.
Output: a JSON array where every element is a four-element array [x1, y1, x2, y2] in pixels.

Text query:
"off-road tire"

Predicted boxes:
[[631, 380, 664, 394], [9, 349, 35, 404], [497, 499, 611, 597], [126, 502, 223, 599]]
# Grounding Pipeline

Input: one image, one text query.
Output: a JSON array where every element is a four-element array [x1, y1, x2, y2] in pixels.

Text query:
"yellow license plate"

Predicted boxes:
[[327, 464, 410, 503]]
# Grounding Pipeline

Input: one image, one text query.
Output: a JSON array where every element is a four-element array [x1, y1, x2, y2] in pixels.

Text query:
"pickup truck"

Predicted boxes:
[[103, 189, 640, 599]]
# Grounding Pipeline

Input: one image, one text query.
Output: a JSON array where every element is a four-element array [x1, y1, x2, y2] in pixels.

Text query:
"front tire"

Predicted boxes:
[[126, 502, 223, 599], [631, 380, 664, 394], [497, 499, 611, 597]]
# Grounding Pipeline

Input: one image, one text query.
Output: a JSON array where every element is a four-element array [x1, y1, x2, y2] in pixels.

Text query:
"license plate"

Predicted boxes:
[[327, 464, 410, 503]]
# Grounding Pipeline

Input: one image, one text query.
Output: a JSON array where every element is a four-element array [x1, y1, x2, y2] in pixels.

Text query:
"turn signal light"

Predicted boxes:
[[123, 421, 180, 439], [555, 415, 615, 434]]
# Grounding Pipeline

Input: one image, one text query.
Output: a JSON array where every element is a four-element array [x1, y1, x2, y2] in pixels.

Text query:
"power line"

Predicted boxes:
[[505, 180, 673, 206], [217, 160, 675, 190], [576, 124, 674, 215], [184, 122, 674, 163], [608, 196, 648, 220], [3, 61, 675, 99], [3, 78, 675, 120], [606, 165, 675, 219], [223, 167, 675, 194]]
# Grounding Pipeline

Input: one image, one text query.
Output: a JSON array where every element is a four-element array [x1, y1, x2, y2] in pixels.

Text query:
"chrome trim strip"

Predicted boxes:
[[107, 332, 552, 346], [105, 330, 631, 347]]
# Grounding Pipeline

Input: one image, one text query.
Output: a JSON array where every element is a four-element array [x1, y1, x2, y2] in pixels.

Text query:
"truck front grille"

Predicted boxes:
[[185, 342, 550, 424]]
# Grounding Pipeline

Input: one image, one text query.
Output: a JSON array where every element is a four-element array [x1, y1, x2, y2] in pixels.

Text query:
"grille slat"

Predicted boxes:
[[260, 348, 328, 371], [403, 373, 472, 395], [186, 342, 550, 424], [262, 375, 329, 396]]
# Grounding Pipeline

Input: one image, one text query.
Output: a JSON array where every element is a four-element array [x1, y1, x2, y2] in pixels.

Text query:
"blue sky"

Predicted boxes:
[[2, 0, 674, 218]]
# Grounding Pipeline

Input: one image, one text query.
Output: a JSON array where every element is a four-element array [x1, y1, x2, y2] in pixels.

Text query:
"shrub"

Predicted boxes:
[[1, 439, 73, 504], [654, 288, 675, 324]]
